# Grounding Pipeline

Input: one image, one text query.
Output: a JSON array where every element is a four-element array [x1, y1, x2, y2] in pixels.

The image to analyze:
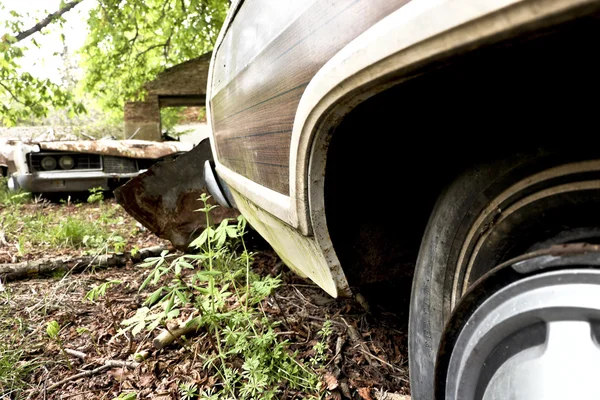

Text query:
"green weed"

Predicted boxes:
[[0, 295, 37, 397], [46, 321, 72, 370], [119, 194, 324, 399], [87, 186, 104, 203], [0, 177, 30, 206], [50, 216, 107, 248]]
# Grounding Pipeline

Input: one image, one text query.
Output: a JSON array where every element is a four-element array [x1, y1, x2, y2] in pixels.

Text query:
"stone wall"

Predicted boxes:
[[124, 99, 160, 141], [124, 52, 211, 141]]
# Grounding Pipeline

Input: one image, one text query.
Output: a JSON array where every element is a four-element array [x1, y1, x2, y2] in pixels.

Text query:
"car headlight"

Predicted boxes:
[[41, 156, 57, 171], [59, 156, 75, 170]]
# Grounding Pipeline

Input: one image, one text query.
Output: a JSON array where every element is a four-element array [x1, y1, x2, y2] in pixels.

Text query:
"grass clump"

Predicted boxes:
[[0, 177, 30, 206], [0, 292, 37, 397], [49, 216, 107, 248], [0, 197, 139, 258]]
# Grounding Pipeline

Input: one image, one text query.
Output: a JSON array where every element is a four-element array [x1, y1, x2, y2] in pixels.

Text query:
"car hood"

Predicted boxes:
[[37, 140, 193, 159]]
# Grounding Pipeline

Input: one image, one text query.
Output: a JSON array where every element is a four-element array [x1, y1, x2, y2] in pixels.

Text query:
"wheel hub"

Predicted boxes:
[[442, 266, 600, 399]]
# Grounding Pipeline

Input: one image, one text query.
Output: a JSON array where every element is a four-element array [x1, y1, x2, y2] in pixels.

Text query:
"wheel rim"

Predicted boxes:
[[444, 268, 600, 400]]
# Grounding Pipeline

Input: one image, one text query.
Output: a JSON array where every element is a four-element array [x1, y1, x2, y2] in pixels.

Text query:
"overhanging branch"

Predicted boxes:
[[13, 0, 85, 44]]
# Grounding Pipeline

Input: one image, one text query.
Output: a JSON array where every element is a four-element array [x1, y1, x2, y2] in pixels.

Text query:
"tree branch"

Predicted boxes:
[[0, 81, 26, 105], [13, 0, 85, 44], [135, 42, 169, 62]]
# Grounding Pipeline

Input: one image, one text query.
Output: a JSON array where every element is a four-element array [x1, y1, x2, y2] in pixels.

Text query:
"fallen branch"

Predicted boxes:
[[0, 245, 167, 281], [64, 349, 87, 360], [153, 321, 200, 350], [46, 359, 140, 392]]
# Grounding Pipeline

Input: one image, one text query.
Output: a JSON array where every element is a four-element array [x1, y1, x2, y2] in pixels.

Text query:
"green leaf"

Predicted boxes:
[[190, 228, 209, 249], [46, 320, 60, 339], [145, 287, 165, 305], [132, 321, 146, 336], [164, 293, 175, 315]]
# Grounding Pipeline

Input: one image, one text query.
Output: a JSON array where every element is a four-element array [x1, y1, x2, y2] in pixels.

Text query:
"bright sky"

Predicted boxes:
[[1, 0, 97, 83]]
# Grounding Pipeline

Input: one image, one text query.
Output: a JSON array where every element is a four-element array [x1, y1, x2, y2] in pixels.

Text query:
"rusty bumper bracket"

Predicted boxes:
[[114, 139, 238, 250]]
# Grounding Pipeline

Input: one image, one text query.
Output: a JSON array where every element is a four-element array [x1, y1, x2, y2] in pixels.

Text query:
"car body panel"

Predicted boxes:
[[207, 0, 599, 297], [210, 0, 409, 195], [37, 140, 192, 159]]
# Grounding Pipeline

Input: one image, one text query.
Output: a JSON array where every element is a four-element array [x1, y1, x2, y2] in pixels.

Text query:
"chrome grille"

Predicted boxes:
[[103, 156, 138, 174]]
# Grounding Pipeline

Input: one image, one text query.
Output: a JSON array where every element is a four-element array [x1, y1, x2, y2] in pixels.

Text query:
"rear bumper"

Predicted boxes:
[[13, 170, 142, 193]]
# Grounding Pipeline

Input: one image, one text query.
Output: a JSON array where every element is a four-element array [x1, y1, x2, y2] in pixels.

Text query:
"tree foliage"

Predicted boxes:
[[82, 0, 228, 113], [1, 0, 228, 126], [1, 1, 86, 126]]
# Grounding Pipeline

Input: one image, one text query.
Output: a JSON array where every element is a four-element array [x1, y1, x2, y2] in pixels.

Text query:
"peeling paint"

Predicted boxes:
[[38, 139, 192, 159]]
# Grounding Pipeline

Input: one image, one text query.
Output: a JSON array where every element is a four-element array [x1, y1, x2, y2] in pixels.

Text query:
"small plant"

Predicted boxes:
[[112, 392, 136, 400], [51, 217, 107, 249], [179, 382, 199, 400], [119, 194, 323, 399], [110, 235, 127, 254], [46, 320, 72, 370], [85, 280, 122, 303], [76, 327, 101, 355], [0, 177, 31, 206], [87, 186, 104, 203], [310, 320, 333, 366], [85, 280, 122, 331]]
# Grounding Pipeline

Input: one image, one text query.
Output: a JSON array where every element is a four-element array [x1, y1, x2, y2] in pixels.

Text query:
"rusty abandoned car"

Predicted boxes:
[[0, 139, 192, 194]]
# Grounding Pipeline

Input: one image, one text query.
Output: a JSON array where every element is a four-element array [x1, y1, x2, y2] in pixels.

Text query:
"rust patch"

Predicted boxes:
[[114, 139, 238, 250], [38, 139, 192, 159]]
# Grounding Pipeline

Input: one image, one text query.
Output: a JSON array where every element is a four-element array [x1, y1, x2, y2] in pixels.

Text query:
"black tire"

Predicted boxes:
[[408, 151, 600, 399], [409, 162, 505, 399]]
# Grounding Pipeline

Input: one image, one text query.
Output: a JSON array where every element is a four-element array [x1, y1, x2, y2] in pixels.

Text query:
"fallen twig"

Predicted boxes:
[[341, 317, 375, 367], [45, 359, 139, 392], [356, 348, 405, 374], [64, 349, 86, 360], [153, 321, 201, 350], [0, 245, 167, 281], [334, 336, 344, 365]]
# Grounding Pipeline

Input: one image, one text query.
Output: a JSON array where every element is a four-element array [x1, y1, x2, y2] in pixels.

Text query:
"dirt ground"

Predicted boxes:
[[1, 201, 411, 399]]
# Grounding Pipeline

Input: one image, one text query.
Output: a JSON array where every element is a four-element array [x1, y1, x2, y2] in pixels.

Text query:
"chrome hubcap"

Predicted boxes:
[[445, 268, 600, 400]]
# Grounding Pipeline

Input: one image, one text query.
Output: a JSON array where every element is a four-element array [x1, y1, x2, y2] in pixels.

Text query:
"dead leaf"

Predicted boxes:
[[358, 387, 373, 400], [107, 367, 134, 382], [324, 372, 339, 390], [138, 374, 154, 387]]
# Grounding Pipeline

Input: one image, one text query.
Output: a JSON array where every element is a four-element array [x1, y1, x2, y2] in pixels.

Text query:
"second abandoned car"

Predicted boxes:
[[1, 139, 192, 194]]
